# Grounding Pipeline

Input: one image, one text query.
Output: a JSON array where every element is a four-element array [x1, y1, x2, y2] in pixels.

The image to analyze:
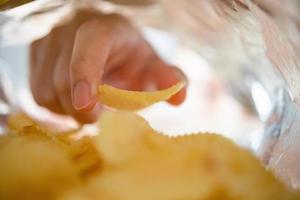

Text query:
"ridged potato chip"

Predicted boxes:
[[87, 111, 300, 200], [68, 137, 103, 179], [0, 132, 80, 200], [7, 112, 36, 133], [97, 81, 185, 111], [1, 111, 300, 200], [0, 118, 102, 199]]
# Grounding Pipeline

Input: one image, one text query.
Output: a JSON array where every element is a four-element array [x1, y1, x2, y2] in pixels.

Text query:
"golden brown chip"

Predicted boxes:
[[0, 133, 80, 200], [88, 111, 300, 200], [97, 81, 185, 111], [7, 112, 36, 133], [0, 120, 102, 199], [7, 112, 83, 137], [68, 137, 103, 179], [2, 111, 300, 200]]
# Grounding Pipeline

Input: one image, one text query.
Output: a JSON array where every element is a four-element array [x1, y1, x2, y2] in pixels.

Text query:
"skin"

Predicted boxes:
[[30, 10, 186, 124]]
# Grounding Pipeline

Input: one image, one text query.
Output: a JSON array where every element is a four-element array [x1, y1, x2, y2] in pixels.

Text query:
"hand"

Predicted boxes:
[[30, 10, 186, 123]]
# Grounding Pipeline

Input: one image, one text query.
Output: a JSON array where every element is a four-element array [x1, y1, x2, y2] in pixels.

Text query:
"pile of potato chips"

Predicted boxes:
[[0, 82, 299, 200]]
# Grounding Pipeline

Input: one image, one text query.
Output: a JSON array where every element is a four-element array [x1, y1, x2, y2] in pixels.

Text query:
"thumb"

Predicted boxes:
[[70, 22, 113, 112]]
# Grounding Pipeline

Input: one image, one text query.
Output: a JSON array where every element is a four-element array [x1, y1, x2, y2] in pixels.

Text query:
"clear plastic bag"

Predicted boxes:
[[1, 0, 300, 188], [160, 0, 300, 188]]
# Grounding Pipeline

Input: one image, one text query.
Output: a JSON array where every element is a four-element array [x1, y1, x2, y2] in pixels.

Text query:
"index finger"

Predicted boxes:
[[70, 20, 114, 112]]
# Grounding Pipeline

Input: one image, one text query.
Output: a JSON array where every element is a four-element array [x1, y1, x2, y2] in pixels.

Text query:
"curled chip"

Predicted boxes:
[[97, 81, 185, 111]]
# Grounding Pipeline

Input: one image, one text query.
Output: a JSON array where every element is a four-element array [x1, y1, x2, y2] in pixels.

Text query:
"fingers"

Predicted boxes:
[[30, 37, 64, 114], [31, 28, 102, 123], [147, 58, 187, 105], [103, 42, 187, 105], [70, 20, 114, 112], [53, 50, 101, 123], [103, 42, 154, 91]]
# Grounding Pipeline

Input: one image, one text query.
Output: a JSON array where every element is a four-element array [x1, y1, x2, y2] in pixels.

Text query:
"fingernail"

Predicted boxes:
[[73, 80, 91, 110]]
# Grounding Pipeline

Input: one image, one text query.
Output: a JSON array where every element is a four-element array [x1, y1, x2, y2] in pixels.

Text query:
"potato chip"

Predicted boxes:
[[16, 123, 103, 180], [0, 133, 80, 200], [0, 118, 103, 199], [7, 112, 36, 133], [94, 110, 169, 164], [97, 81, 185, 111], [68, 137, 103, 179], [89, 111, 300, 200], [2, 110, 300, 200]]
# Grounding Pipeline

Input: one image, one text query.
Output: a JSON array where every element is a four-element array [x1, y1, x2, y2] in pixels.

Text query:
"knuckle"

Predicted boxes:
[[78, 19, 101, 30], [30, 39, 42, 51], [106, 13, 129, 24], [32, 89, 56, 108], [77, 19, 110, 35], [31, 79, 57, 107], [77, 15, 126, 38], [70, 55, 91, 72], [54, 75, 70, 95]]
